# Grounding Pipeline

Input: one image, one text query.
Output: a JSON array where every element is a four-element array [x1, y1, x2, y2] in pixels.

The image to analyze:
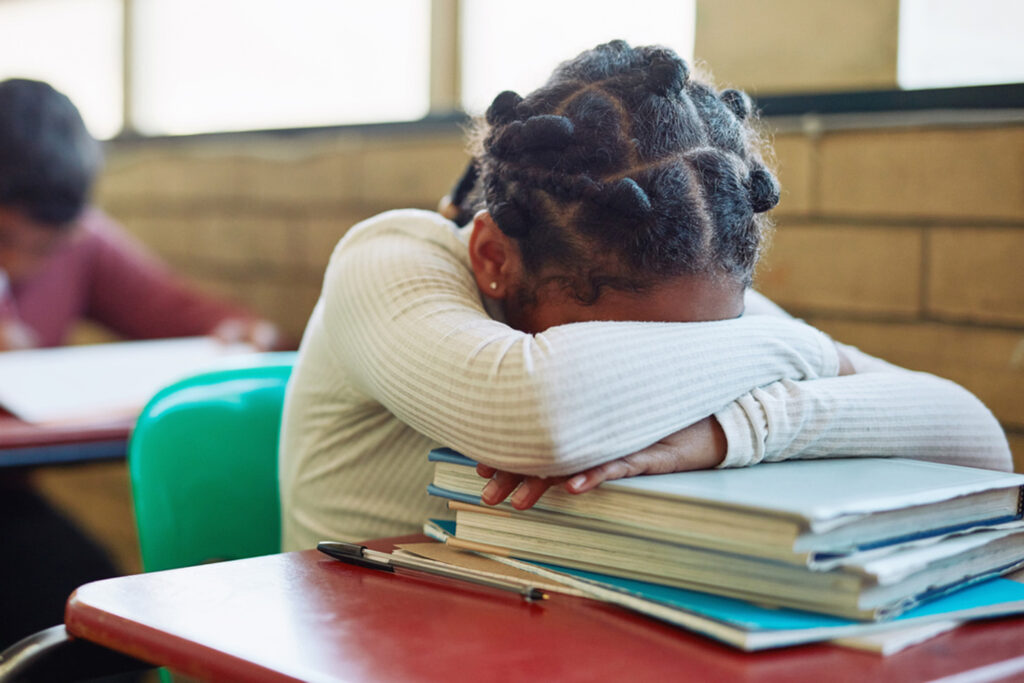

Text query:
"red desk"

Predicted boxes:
[[0, 412, 131, 466], [65, 537, 1024, 683]]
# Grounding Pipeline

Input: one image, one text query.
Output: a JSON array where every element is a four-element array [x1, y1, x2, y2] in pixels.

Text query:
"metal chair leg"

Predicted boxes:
[[0, 624, 154, 682]]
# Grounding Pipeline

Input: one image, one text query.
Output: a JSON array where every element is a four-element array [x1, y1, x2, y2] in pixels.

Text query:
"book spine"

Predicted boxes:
[[1018, 486, 1024, 519]]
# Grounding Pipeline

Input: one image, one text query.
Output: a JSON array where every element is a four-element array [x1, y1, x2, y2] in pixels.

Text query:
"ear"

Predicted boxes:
[[468, 211, 520, 299]]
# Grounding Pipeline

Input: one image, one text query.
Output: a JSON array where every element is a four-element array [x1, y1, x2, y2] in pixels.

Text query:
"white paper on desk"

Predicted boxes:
[[0, 337, 256, 424]]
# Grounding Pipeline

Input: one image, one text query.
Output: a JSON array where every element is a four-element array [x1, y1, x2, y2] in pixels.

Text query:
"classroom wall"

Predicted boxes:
[[93, 129, 472, 341], [760, 118, 1024, 471], [695, 0, 901, 94], [92, 115, 1024, 471]]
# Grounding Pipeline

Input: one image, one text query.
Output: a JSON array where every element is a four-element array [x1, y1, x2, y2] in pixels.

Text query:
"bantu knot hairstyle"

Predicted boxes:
[[463, 40, 780, 303]]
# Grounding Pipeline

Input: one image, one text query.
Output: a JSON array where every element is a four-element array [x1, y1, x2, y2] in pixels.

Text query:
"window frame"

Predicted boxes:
[[19, 0, 1017, 142]]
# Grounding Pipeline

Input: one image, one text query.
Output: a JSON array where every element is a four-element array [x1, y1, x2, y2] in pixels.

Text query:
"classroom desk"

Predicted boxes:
[[64, 536, 1024, 683], [0, 411, 131, 467]]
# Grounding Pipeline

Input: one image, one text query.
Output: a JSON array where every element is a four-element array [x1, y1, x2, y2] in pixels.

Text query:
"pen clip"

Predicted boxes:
[[317, 541, 395, 572]]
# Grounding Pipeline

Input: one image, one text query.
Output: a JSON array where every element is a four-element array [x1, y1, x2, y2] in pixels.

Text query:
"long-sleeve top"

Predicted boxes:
[[0, 208, 252, 348], [278, 209, 1011, 550]]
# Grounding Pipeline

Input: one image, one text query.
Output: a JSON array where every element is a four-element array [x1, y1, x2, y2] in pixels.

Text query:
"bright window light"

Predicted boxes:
[[899, 0, 1024, 89], [0, 0, 123, 140], [131, 0, 431, 135], [460, 0, 696, 115]]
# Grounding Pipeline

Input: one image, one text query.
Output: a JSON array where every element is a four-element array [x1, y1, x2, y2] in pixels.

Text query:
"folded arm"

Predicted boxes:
[[717, 291, 1011, 471], [716, 357, 1012, 472], [482, 292, 1011, 507], [321, 211, 840, 476]]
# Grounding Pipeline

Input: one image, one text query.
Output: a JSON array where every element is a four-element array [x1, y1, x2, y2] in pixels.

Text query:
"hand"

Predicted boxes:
[[437, 195, 461, 221], [477, 416, 727, 510], [0, 318, 38, 351], [211, 318, 285, 352], [836, 344, 856, 376]]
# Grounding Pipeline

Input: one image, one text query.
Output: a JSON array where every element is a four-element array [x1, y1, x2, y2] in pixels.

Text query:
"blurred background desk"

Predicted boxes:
[[0, 411, 131, 467], [65, 538, 1024, 683]]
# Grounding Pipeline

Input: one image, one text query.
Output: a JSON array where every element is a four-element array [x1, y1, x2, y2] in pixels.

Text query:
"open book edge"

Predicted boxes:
[[420, 519, 1024, 652]]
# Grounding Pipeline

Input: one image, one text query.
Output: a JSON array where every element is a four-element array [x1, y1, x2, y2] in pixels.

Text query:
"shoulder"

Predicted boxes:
[[70, 207, 147, 259], [74, 207, 127, 241], [742, 289, 792, 319], [337, 208, 465, 251], [329, 209, 471, 275]]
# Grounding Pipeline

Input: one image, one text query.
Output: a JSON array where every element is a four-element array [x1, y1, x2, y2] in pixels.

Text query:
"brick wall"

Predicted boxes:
[[95, 128, 471, 343], [95, 117, 1024, 469], [759, 119, 1024, 470]]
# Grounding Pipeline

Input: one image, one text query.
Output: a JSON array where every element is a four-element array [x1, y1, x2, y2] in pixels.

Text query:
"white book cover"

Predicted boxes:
[[570, 458, 1024, 529]]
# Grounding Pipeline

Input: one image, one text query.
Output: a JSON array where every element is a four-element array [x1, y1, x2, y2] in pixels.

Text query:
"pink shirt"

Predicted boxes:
[[2, 208, 251, 347]]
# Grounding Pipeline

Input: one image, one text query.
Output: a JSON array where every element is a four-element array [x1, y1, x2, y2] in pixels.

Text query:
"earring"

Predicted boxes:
[[489, 282, 498, 291]]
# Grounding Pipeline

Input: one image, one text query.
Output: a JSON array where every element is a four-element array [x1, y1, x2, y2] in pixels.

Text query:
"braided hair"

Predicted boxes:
[[462, 40, 779, 305]]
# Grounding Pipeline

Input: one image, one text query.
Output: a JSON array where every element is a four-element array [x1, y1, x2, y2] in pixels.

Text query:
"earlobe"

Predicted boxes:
[[469, 212, 515, 299]]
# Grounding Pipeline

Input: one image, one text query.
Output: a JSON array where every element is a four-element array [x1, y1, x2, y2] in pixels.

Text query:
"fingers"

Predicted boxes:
[[478, 467, 564, 510], [836, 346, 857, 376], [211, 318, 284, 351], [508, 477, 564, 510], [481, 470, 523, 505], [565, 456, 643, 494]]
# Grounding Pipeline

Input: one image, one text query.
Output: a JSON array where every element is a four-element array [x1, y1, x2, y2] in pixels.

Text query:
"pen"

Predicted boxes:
[[317, 540, 548, 602]]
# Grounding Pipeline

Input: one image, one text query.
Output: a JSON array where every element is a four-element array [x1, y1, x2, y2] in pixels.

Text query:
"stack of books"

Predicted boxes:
[[425, 448, 1024, 649]]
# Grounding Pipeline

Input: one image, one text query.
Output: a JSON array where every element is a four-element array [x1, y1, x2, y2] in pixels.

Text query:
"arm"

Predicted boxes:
[[0, 268, 36, 350], [716, 291, 1011, 471], [485, 291, 1011, 508], [81, 212, 284, 349], [715, 362, 1012, 472], [321, 211, 840, 476]]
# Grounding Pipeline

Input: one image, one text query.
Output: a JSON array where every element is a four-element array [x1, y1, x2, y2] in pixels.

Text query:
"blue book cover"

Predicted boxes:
[[422, 517, 1024, 650]]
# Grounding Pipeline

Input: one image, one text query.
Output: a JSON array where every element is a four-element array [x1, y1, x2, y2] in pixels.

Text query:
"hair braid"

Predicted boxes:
[[466, 40, 778, 302]]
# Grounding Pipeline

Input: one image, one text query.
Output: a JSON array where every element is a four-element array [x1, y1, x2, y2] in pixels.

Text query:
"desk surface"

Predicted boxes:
[[0, 412, 131, 466], [65, 537, 1024, 683]]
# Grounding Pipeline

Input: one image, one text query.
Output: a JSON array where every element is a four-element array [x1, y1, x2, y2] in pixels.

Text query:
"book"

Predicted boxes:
[[0, 337, 256, 424], [429, 448, 1024, 564], [421, 519, 1024, 651], [427, 449, 1024, 619]]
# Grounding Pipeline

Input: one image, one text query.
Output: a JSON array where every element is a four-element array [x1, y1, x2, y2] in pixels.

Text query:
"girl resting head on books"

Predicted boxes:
[[278, 41, 1009, 548], [441, 41, 845, 507]]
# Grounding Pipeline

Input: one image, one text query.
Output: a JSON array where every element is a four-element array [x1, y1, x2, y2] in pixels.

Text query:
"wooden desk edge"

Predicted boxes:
[[65, 589, 302, 683]]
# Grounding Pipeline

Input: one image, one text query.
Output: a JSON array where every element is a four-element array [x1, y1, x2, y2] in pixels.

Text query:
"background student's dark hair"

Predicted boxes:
[[0, 78, 102, 227], [452, 39, 779, 305]]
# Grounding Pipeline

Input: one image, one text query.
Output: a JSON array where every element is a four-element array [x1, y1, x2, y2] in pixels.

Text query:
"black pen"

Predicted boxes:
[[317, 540, 547, 602]]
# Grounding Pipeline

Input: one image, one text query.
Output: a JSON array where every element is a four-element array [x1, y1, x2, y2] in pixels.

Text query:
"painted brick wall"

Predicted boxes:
[[759, 121, 1024, 469], [94, 119, 1024, 469]]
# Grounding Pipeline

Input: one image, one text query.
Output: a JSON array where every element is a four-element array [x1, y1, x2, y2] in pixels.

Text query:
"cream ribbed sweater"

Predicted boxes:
[[279, 210, 1011, 550]]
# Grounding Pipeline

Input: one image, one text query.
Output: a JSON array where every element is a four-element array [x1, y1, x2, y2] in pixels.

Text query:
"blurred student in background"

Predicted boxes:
[[0, 77, 284, 352], [0, 78, 286, 649]]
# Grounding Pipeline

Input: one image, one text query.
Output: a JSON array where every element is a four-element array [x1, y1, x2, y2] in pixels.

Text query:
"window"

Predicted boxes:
[[0, 0, 122, 139], [1, 0, 1020, 139], [460, 0, 696, 114], [899, 0, 1024, 89], [130, 0, 431, 135]]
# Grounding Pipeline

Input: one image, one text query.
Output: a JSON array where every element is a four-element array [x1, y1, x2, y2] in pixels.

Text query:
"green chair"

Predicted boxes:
[[128, 352, 296, 572]]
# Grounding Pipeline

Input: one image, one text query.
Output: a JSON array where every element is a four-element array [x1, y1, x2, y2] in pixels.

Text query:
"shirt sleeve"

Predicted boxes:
[[81, 212, 255, 339], [716, 293, 1012, 471], [320, 211, 841, 477]]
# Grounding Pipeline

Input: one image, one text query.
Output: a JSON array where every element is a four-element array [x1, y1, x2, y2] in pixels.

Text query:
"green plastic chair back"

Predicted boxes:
[[128, 352, 296, 572]]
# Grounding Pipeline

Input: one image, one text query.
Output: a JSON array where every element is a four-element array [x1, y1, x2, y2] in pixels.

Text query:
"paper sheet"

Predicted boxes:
[[0, 337, 256, 424]]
